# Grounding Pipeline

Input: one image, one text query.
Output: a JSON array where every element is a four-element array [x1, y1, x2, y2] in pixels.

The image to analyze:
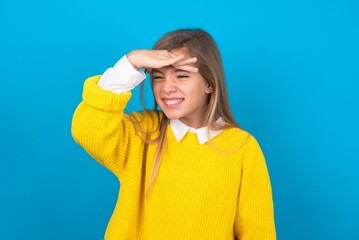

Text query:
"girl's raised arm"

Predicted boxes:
[[71, 50, 197, 179]]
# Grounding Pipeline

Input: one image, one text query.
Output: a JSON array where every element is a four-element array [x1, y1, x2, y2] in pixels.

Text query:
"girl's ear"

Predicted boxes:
[[206, 86, 212, 93]]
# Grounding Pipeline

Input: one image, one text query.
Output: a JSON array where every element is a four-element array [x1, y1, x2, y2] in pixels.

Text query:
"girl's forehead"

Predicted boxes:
[[170, 47, 193, 58]]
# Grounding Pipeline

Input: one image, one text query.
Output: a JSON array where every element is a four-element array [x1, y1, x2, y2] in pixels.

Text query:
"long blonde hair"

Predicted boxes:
[[134, 28, 239, 196]]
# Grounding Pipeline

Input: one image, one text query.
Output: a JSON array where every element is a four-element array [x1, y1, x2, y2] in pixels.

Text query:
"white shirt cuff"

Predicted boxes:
[[97, 55, 146, 93]]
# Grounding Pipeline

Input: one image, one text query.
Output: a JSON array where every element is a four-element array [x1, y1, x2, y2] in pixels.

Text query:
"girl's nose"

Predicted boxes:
[[162, 79, 177, 94]]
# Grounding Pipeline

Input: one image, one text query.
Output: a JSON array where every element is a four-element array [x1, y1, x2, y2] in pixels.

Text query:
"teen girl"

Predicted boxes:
[[72, 28, 276, 239]]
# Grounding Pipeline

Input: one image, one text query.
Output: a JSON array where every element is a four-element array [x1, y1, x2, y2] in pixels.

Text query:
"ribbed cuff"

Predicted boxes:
[[82, 75, 132, 112]]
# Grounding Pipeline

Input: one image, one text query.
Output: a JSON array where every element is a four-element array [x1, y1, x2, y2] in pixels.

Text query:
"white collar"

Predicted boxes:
[[170, 118, 225, 145]]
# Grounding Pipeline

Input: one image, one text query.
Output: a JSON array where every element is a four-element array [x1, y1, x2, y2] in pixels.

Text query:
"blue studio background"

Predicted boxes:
[[1, 0, 358, 239]]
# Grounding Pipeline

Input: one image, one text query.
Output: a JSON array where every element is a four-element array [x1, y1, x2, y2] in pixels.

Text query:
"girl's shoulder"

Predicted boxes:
[[222, 126, 251, 141], [214, 127, 260, 153]]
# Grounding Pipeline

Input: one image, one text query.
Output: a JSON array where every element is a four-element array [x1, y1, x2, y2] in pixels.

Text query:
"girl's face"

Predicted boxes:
[[152, 48, 211, 128]]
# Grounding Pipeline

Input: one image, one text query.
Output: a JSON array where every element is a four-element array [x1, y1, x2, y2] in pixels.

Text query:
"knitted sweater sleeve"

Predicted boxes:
[[233, 135, 276, 239], [71, 75, 158, 179]]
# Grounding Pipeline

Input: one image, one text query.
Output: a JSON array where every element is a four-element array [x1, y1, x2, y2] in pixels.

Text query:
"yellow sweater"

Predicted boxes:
[[72, 76, 276, 239]]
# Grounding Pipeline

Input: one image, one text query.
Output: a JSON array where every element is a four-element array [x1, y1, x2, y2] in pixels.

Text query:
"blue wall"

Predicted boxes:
[[1, 0, 358, 239]]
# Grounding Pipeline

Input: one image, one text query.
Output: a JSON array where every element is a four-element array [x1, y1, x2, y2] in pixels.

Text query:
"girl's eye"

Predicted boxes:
[[153, 76, 163, 80], [177, 75, 189, 79]]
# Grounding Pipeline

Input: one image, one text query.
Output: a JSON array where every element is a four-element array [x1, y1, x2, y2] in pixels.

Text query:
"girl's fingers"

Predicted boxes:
[[166, 51, 180, 58], [173, 64, 199, 73], [143, 50, 198, 72], [172, 57, 198, 72], [130, 50, 198, 71], [155, 54, 184, 68], [166, 54, 184, 63], [174, 57, 197, 66]]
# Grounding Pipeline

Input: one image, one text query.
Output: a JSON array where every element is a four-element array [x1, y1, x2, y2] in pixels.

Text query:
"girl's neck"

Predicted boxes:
[[178, 118, 207, 129]]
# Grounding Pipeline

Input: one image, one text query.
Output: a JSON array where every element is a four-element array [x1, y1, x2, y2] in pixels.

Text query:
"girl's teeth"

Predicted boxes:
[[165, 99, 183, 105]]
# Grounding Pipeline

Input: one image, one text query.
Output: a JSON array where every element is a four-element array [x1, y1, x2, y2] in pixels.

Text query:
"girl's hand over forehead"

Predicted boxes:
[[171, 57, 198, 73], [127, 49, 198, 73]]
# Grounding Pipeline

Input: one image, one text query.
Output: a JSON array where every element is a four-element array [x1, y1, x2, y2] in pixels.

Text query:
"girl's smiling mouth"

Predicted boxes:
[[162, 98, 184, 107]]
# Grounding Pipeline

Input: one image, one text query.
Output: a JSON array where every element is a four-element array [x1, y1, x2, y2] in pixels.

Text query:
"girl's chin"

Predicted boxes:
[[163, 113, 182, 120], [161, 110, 183, 120]]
